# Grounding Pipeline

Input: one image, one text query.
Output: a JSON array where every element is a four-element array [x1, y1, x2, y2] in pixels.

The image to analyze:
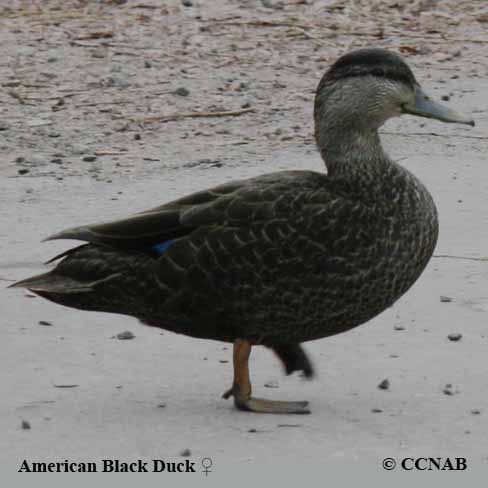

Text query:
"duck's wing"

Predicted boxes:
[[44, 171, 320, 251]]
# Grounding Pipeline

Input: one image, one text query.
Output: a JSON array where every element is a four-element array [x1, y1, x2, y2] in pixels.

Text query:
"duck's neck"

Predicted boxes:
[[317, 125, 391, 182]]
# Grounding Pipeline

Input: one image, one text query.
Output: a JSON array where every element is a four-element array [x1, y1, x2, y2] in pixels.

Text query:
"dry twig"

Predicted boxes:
[[433, 254, 488, 262], [137, 107, 255, 124]]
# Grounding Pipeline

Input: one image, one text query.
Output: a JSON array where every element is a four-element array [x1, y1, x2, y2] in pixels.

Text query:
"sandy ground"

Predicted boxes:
[[1, 0, 488, 485]]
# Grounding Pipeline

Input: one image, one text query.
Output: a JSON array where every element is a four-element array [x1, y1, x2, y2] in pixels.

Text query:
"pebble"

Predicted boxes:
[[21, 420, 31, 430], [261, 0, 284, 10], [447, 333, 462, 342], [443, 384, 454, 395], [471, 409, 481, 415], [114, 122, 129, 132], [134, 133, 141, 140], [394, 325, 405, 330], [440, 296, 452, 303], [371, 408, 383, 413], [18, 169, 29, 175], [174, 87, 190, 97], [116, 331, 135, 340], [82, 155, 97, 162], [180, 449, 191, 457], [264, 381, 279, 389], [38, 320, 53, 326], [378, 379, 390, 390]]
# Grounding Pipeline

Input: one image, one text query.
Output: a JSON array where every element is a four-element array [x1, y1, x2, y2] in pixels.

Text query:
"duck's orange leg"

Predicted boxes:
[[222, 339, 310, 414]]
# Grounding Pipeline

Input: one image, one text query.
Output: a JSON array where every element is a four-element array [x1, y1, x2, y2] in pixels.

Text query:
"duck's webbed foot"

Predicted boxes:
[[222, 339, 311, 414]]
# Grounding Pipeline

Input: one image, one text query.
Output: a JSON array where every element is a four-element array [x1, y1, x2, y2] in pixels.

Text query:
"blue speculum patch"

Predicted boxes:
[[152, 240, 173, 254]]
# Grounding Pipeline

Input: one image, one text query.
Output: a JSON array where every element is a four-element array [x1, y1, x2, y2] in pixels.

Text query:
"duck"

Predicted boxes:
[[11, 48, 474, 414]]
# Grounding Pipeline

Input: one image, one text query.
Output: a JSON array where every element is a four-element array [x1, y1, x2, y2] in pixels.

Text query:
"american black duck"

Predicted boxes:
[[11, 49, 474, 414]]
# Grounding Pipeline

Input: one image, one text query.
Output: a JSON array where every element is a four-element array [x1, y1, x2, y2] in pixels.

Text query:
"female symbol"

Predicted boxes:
[[201, 457, 213, 476]]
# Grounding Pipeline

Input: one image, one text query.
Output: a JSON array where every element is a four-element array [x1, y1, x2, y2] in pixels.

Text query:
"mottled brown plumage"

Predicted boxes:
[[11, 49, 473, 413]]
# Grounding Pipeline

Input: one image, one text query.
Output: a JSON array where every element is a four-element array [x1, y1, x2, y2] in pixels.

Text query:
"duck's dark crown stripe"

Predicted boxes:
[[323, 48, 417, 87]]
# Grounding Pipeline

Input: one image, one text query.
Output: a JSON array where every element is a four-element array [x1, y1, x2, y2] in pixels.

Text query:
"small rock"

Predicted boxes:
[[18, 169, 29, 175], [248, 428, 258, 433], [440, 296, 452, 303], [157, 403, 166, 409], [236, 82, 249, 92], [38, 320, 52, 326], [218, 359, 229, 363], [82, 155, 97, 162], [180, 449, 191, 457], [264, 381, 279, 389], [21, 420, 31, 430], [144, 60, 152, 68], [471, 409, 481, 415], [174, 87, 190, 97], [447, 333, 462, 342], [181, 0, 193, 6], [114, 122, 129, 132], [371, 408, 383, 413], [443, 384, 454, 395], [134, 133, 141, 140], [378, 379, 390, 390], [394, 325, 405, 331], [261, 0, 284, 10], [441, 94, 450, 101], [116, 331, 135, 340]]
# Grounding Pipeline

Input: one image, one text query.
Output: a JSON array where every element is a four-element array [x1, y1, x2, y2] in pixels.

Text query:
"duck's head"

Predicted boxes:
[[314, 48, 474, 139]]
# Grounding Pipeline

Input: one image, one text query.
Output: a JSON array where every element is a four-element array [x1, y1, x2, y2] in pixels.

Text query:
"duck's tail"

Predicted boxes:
[[9, 271, 121, 294], [9, 244, 154, 316]]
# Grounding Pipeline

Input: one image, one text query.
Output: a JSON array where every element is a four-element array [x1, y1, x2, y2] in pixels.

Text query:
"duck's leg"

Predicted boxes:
[[222, 338, 310, 414]]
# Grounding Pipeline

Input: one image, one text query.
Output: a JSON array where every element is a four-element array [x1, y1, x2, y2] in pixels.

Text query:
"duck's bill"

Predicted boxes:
[[403, 87, 475, 126]]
